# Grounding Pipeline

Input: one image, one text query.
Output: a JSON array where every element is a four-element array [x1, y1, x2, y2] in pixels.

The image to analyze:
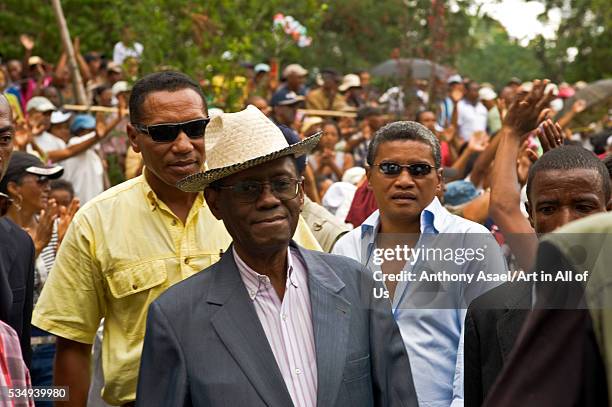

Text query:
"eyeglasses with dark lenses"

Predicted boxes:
[[0, 192, 12, 216], [215, 178, 302, 204], [133, 118, 210, 143], [373, 162, 434, 177]]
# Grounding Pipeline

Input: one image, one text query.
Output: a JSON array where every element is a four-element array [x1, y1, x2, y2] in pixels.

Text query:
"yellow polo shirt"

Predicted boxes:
[[32, 175, 321, 405]]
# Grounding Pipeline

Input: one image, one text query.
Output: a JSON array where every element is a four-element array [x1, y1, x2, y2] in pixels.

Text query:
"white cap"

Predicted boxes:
[[254, 63, 270, 73], [111, 81, 131, 97], [550, 98, 564, 112], [447, 74, 462, 85], [478, 87, 497, 101], [338, 74, 361, 92], [282, 64, 308, 78], [50, 111, 72, 125], [26, 96, 55, 113]]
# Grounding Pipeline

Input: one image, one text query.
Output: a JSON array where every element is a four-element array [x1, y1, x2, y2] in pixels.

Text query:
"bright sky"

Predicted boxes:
[[471, 0, 562, 45]]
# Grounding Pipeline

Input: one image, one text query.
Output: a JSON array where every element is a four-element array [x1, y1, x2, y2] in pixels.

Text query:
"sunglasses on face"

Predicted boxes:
[[214, 177, 302, 204], [132, 118, 210, 143], [0, 192, 12, 216], [373, 162, 434, 177]]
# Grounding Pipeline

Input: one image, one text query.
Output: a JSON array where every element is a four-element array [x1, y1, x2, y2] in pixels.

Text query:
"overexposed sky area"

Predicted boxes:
[[468, 0, 562, 45]]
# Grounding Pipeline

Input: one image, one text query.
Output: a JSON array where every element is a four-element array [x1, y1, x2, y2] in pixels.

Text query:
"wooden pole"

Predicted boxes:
[[50, 0, 88, 105]]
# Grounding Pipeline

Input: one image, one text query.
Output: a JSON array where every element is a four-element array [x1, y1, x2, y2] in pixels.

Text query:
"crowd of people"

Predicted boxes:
[[1, 27, 612, 407]]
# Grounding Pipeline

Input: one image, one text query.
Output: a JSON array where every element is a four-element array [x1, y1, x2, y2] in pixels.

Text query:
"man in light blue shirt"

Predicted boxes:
[[333, 121, 505, 407]]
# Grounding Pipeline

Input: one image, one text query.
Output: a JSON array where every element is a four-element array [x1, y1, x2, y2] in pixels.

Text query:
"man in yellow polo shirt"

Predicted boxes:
[[32, 71, 321, 406]]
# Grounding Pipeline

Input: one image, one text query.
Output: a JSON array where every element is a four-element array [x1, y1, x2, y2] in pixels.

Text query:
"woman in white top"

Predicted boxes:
[[308, 121, 354, 196]]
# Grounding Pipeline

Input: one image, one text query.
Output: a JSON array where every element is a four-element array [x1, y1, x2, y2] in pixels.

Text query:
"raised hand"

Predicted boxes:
[[20, 34, 35, 51], [517, 140, 539, 186], [28, 199, 59, 256], [537, 119, 564, 153], [571, 99, 587, 114], [57, 198, 80, 244], [503, 79, 556, 136]]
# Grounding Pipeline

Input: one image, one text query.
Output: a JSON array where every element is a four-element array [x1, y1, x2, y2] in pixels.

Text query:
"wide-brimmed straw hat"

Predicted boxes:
[[176, 105, 321, 192]]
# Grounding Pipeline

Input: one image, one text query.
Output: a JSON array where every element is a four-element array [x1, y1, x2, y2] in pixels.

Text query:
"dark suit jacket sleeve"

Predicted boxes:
[[366, 269, 418, 407], [20, 238, 34, 367], [464, 308, 483, 407], [136, 301, 190, 407]]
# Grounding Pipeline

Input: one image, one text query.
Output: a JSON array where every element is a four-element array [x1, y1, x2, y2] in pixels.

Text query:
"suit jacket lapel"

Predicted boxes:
[[298, 247, 351, 407], [209, 247, 294, 407], [497, 283, 532, 362]]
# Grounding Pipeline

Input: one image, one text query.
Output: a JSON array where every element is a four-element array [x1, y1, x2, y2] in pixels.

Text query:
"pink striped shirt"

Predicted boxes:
[[233, 247, 317, 407]]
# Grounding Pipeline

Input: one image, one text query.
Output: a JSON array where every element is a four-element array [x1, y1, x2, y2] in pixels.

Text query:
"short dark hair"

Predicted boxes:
[[50, 179, 74, 197], [128, 71, 206, 124], [526, 146, 611, 203], [357, 106, 383, 121], [415, 110, 434, 123], [366, 121, 441, 168]]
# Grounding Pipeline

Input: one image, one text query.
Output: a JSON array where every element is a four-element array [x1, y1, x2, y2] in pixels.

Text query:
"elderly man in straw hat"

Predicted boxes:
[[136, 105, 418, 407]]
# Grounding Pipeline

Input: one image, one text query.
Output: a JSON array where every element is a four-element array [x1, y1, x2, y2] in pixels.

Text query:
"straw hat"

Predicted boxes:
[[176, 105, 321, 192]]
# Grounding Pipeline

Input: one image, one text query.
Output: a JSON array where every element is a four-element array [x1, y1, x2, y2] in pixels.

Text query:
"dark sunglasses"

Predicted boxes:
[[373, 162, 434, 177], [132, 118, 210, 143], [214, 178, 302, 204], [0, 192, 12, 216]]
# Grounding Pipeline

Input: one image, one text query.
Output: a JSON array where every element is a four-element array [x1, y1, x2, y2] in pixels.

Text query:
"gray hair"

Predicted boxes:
[[366, 121, 441, 168]]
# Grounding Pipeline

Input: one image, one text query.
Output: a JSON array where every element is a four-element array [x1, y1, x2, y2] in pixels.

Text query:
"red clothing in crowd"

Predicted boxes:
[[345, 180, 378, 227]]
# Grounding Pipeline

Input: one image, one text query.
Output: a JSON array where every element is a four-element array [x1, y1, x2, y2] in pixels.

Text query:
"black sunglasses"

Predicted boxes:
[[373, 162, 434, 177], [133, 118, 210, 143], [214, 178, 302, 204], [0, 192, 12, 216]]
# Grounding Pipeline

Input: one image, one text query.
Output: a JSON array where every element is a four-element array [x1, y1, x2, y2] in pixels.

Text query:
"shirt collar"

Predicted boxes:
[[233, 247, 297, 301], [360, 196, 450, 238], [141, 174, 204, 215]]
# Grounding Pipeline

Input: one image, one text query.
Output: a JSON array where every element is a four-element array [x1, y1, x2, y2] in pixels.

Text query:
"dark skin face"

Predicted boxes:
[[367, 140, 442, 233], [8, 175, 50, 212], [319, 123, 339, 150], [50, 188, 73, 208], [286, 73, 305, 91], [7, 61, 22, 83], [128, 88, 207, 190], [0, 98, 14, 180], [273, 104, 298, 126], [205, 156, 303, 258], [465, 83, 480, 104], [417, 111, 436, 133], [527, 168, 609, 234], [49, 121, 70, 142], [322, 73, 339, 92]]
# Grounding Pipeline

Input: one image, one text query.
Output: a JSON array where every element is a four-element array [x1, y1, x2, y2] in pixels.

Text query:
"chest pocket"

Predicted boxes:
[[105, 260, 168, 299], [104, 260, 169, 338]]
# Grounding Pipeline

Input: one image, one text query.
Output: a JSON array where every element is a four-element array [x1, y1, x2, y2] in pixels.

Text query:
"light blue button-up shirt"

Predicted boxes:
[[333, 197, 506, 407]]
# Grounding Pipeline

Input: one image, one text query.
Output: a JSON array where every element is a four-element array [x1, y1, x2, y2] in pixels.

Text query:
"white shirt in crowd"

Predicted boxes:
[[61, 131, 105, 204], [457, 99, 488, 141], [113, 41, 144, 65]]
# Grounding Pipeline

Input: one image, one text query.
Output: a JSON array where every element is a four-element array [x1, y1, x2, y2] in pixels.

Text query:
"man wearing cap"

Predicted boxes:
[[339, 74, 365, 108], [438, 74, 464, 128], [136, 105, 418, 407], [270, 90, 305, 129], [273, 63, 309, 99], [25, 96, 56, 153], [478, 86, 501, 135], [0, 94, 36, 366], [32, 72, 322, 406], [306, 69, 348, 111]]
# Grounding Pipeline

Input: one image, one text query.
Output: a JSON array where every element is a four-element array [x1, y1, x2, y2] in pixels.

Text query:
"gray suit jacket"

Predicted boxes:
[[136, 242, 418, 407]]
